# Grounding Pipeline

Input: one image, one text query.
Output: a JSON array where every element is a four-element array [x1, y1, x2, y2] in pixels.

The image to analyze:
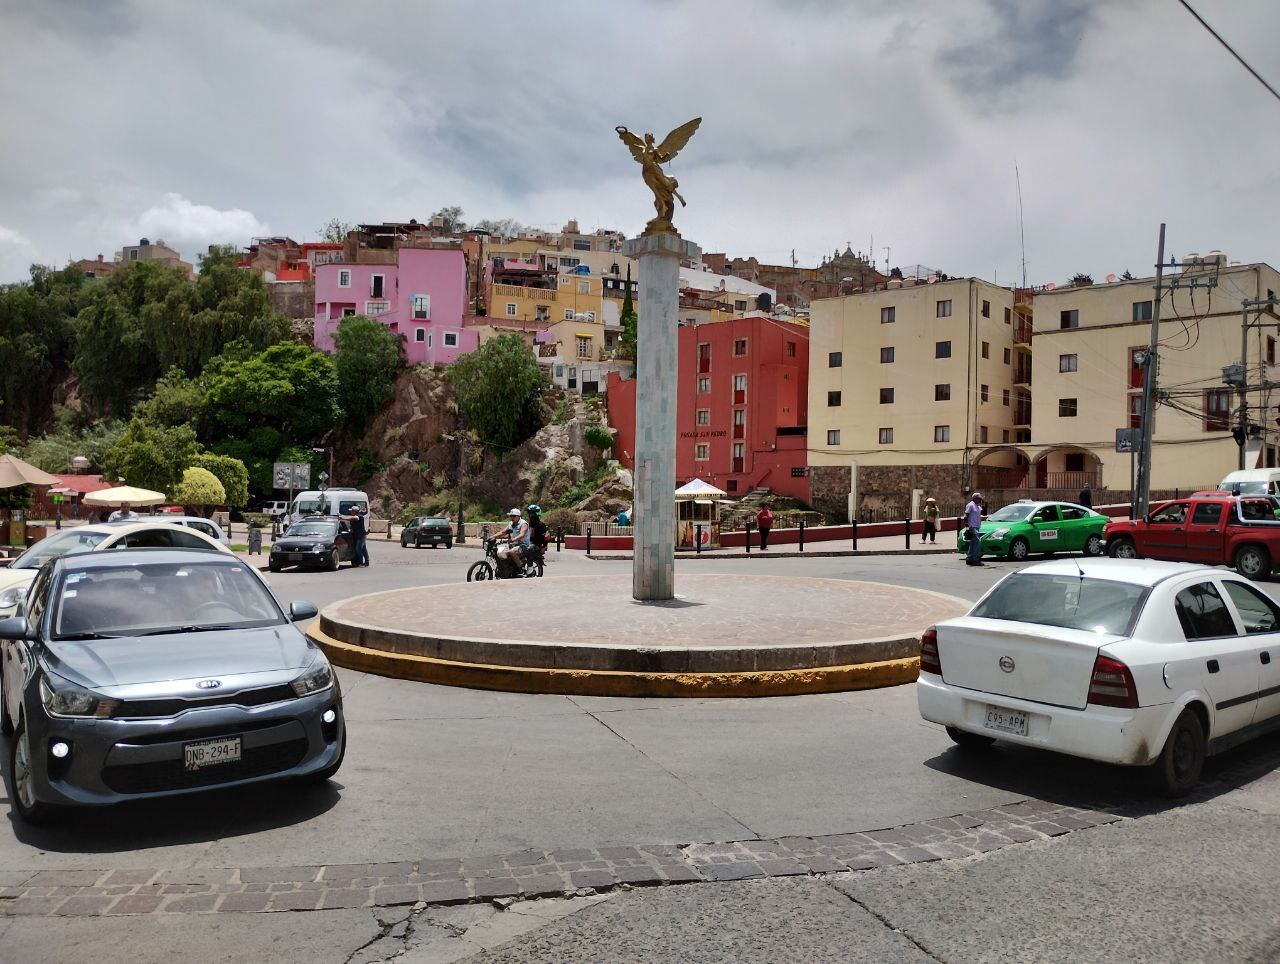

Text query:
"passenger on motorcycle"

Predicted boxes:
[[500, 507, 531, 571], [527, 504, 547, 557]]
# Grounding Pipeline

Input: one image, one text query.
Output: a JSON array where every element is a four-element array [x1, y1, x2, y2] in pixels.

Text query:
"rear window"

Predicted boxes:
[[424, 519, 451, 529], [971, 573, 1148, 636]]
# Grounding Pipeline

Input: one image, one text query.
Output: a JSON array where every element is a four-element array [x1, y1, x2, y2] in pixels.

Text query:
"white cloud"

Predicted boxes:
[[125, 193, 269, 249], [0, 224, 36, 282], [0, 225, 30, 248]]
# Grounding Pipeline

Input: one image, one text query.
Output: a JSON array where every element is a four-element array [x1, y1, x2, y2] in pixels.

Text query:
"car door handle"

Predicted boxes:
[[1207, 659, 1220, 674], [1263, 652, 1273, 665]]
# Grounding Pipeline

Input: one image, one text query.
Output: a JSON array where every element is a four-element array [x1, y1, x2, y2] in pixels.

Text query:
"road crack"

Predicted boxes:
[[819, 878, 948, 963]]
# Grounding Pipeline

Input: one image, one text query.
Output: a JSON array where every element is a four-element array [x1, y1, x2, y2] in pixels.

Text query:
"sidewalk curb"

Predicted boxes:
[[587, 548, 958, 561]]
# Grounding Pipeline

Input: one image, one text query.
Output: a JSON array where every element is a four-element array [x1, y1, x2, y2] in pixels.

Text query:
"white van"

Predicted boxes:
[[286, 488, 369, 524], [1217, 468, 1280, 496]]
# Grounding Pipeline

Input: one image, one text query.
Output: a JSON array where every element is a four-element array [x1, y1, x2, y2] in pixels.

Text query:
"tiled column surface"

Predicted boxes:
[[623, 232, 700, 601]]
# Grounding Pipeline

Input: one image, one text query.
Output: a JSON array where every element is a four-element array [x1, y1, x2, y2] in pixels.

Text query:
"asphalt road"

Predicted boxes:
[[1, 539, 1277, 961]]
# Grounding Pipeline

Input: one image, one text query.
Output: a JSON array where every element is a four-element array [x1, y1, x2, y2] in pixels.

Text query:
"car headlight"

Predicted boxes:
[[311, 543, 326, 552], [40, 675, 118, 719], [0, 585, 27, 609], [989, 528, 1009, 539], [291, 661, 334, 697]]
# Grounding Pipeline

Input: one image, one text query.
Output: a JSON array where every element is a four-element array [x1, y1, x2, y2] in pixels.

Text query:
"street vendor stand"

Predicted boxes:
[[675, 479, 727, 549]]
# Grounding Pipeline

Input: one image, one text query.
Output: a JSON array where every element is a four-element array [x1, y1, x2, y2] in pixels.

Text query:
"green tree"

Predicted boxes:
[[173, 466, 225, 511], [135, 366, 206, 428], [0, 265, 83, 434], [19, 421, 126, 474], [618, 264, 637, 360], [446, 334, 548, 451], [319, 218, 352, 243], [432, 206, 466, 232], [100, 419, 200, 496], [334, 315, 404, 430], [1120, 270, 1135, 281], [202, 342, 342, 442], [190, 452, 249, 508]]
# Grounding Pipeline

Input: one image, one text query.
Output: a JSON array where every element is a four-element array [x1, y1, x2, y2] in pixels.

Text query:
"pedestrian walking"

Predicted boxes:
[[1079, 482, 1093, 509], [755, 502, 773, 550], [922, 497, 940, 544], [963, 491, 985, 566]]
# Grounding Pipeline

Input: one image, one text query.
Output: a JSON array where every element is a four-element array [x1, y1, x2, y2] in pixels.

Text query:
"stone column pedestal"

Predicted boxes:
[[622, 231, 700, 601]]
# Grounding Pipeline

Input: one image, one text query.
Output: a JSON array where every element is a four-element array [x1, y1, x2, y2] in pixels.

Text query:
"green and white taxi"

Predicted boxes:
[[957, 500, 1109, 561]]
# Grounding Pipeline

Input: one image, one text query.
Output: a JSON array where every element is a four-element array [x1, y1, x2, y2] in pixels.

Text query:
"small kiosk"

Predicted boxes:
[[676, 479, 727, 550]]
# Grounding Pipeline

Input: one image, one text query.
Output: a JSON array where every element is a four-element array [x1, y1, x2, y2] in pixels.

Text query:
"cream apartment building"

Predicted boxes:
[[1032, 256, 1280, 493], [808, 278, 1020, 519]]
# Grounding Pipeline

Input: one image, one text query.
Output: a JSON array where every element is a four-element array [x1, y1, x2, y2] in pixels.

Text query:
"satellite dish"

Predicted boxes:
[[1045, 282, 1056, 291], [927, 274, 937, 284], [1105, 273, 1117, 283]]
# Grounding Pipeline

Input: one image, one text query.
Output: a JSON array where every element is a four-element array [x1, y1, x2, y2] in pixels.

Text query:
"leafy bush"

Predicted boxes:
[[585, 425, 613, 451], [542, 507, 580, 536], [242, 512, 271, 529], [190, 452, 249, 508], [552, 397, 572, 425], [173, 466, 226, 509], [446, 334, 549, 450]]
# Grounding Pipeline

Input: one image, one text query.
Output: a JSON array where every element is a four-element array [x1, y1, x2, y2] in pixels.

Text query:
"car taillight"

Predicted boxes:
[[919, 627, 942, 676], [1088, 654, 1138, 708]]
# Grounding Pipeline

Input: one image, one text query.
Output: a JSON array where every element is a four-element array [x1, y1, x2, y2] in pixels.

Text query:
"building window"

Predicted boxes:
[[698, 377, 710, 393], [578, 280, 590, 294], [935, 341, 951, 359], [564, 309, 574, 320], [365, 301, 389, 315], [829, 351, 842, 368], [560, 256, 579, 267], [341, 307, 356, 317], [1002, 388, 1010, 406], [827, 430, 841, 446], [535, 305, 550, 322], [337, 269, 351, 287], [827, 390, 842, 406], [981, 341, 990, 359], [937, 299, 952, 318], [412, 294, 431, 319], [979, 425, 988, 443], [696, 409, 710, 426], [734, 299, 747, 311], [878, 427, 893, 445], [733, 409, 746, 429], [1002, 429, 1010, 442], [414, 328, 425, 342], [1059, 353, 1078, 373], [1004, 307, 1012, 324], [734, 338, 748, 356], [935, 384, 951, 401], [555, 365, 565, 378], [1059, 398, 1078, 417], [1204, 389, 1231, 431], [879, 387, 894, 404], [699, 343, 711, 372], [934, 425, 950, 443], [1269, 336, 1277, 366], [371, 274, 385, 298], [1003, 347, 1011, 364], [981, 384, 989, 402], [443, 332, 458, 347], [1129, 393, 1143, 429], [577, 336, 591, 358], [129, 249, 139, 261], [786, 341, 796, 357], [1132, 300, 1153, 322], [695, 443, 709, 460], [880, 347, 895, 363], [567, 366, 577, 389], [733, 373, 747, 396], [981, 299, 991, 318], [505, 303, 517, 316], [573, 239, 591, 251], [1060, 309, 1079, 329], [427, 333, 433, 348], [881, 306, 895, 324]]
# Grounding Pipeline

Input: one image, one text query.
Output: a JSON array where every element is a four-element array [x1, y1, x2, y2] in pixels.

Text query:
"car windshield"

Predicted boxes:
[[986, 504, 1037, 523], [971, 573, 1148, 636], [1231, 481, 1268, 495], [286, 521, 337, 538], [12, 530, 110, 570], [52, 561, 284, 638]]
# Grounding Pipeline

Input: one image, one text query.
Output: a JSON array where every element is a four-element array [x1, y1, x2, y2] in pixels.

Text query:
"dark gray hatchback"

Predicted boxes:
[[0, 549, 345, 823], [401, 517, 453, 549]]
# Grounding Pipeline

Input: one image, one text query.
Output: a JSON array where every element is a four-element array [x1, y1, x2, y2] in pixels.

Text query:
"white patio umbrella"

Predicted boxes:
[[82, 485, 167, 507]]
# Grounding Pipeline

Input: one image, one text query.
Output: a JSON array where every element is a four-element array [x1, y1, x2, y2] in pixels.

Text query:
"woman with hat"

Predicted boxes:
[[921, 497, 940, 544]]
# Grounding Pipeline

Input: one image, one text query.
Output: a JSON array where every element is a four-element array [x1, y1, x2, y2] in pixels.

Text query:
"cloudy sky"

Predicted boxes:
[[2, 0, 1278, 285]]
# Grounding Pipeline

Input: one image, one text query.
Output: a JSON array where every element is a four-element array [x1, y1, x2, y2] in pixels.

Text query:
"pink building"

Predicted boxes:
[[313, 248, 479, 366]]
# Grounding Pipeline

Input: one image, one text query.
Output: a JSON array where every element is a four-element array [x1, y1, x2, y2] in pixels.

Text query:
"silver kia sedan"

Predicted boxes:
[[0, 549, 345, 823]]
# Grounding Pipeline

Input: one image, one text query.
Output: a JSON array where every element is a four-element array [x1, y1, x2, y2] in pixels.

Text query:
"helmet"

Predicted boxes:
[[508, 507, 522, 517], [526, 504, 542, 515]]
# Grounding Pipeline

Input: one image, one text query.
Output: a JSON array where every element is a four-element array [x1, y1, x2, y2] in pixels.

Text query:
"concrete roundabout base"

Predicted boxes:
[[307, 573, 970, 697]]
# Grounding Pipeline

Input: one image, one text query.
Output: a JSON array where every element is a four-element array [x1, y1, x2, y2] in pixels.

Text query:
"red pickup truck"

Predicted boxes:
[[1104, 492, 1280, 579]]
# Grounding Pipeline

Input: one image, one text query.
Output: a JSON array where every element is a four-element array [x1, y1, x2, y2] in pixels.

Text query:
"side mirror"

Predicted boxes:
[[289, 600, 319, 622], [0, 616, 32, 640]]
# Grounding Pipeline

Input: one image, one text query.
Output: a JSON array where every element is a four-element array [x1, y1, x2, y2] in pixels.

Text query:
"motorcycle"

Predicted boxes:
[[466, 536, 546, 581]]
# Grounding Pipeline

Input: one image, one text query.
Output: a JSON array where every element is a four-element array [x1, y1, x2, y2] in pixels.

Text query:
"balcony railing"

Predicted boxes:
[[492, 282, 558, 302], [1013, 366, 1032, 386], [1013, 321, 1032, 345], [1043, 470, 1101, 489]]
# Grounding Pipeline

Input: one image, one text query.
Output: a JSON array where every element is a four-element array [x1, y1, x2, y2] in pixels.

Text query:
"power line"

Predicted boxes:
[[1176, 0, 1280, 105]]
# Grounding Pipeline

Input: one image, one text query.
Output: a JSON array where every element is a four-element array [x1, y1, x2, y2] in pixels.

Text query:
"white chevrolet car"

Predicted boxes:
[[0, 523, 230, 617], [918, 559, 1280, 795]]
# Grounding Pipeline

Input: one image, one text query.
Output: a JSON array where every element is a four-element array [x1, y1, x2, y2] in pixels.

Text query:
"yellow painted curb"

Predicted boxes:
[[306, 620, 920, 698]]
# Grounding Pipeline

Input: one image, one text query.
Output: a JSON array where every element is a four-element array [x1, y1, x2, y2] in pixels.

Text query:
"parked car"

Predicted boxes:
[[918, 558, 1280, 795], [401, 517, 453, 549], [269, 517, 354, 572], [957, 500, 1109, 561], [132, 515, 231, 547], [0, 548, 344, 822], [1105, 492, 1280, 579], [0, 523, 231, 619]]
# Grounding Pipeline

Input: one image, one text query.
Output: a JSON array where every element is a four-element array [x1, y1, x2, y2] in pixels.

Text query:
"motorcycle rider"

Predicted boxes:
[[501, 507, 531, 573]]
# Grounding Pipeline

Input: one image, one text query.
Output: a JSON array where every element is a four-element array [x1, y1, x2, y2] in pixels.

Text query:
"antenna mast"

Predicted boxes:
[[1015, 162, 1028, 289]]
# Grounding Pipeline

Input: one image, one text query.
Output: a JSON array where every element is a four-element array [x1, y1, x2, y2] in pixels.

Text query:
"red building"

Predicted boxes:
[[607, 315, 810, 501]]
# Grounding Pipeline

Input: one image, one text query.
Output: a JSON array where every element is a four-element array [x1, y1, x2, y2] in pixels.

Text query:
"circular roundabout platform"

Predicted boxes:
[[307, 573, 970, 697]]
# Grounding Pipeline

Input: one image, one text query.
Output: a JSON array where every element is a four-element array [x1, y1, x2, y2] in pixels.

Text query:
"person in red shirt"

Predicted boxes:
[[755, 503, 774, 550]]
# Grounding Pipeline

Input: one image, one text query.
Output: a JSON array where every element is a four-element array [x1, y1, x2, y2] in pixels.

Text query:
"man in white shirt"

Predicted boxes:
[[108, 505, 139, 523]]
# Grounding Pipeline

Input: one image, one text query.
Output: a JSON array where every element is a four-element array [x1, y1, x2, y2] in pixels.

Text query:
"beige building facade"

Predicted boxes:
[[807, 278, 1019, 519]]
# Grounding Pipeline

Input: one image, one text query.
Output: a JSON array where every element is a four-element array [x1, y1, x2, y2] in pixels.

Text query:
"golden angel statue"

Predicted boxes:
[[615, 118, 702, 236]]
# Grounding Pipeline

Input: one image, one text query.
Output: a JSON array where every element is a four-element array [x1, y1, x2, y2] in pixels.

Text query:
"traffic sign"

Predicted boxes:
[[271, 462, 311, 490], [1115, 428, 1141, 453]]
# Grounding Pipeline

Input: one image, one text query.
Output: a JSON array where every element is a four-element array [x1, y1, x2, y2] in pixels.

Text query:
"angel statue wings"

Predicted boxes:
[[615, 118, 702, 236]]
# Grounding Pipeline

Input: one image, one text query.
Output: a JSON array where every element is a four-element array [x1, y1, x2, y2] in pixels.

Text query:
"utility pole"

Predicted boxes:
[[1236, 292, 1280, 470], [1133, 224, 1166, 519]]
